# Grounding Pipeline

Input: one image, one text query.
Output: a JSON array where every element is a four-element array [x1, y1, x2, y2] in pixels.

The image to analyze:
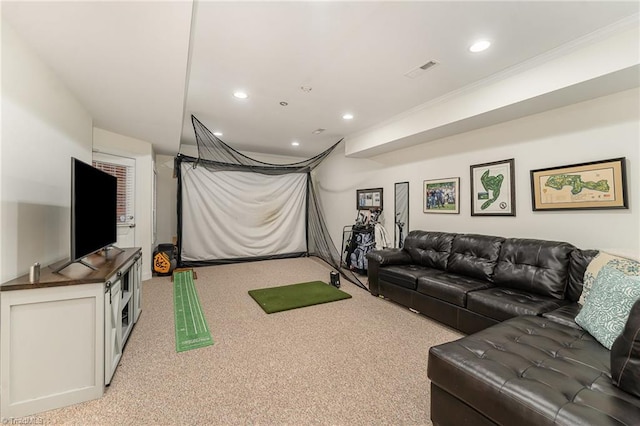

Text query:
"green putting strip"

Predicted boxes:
[[248, 281, 352, 314], [173, 270, 214, 352]]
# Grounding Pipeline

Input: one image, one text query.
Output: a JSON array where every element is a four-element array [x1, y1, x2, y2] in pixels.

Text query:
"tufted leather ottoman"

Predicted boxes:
[[428, 316, 640, 425]]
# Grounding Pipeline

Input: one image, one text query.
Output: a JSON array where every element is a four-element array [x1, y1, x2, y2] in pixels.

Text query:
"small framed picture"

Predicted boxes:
[[470, 159, 515, 216], [356, 188, 383, 210], [423, 177, 460, 214], [530, 157, 627, 211]]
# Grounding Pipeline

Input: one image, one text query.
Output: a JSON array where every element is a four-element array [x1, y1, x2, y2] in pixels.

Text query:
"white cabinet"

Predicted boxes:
[[0, 283, 104, 418], [120, 272, 134, 345], [104, 279, 122, 385], [104, 250, 142, 385], [0, 247, 142, 418], [133, 254, 142, 323]]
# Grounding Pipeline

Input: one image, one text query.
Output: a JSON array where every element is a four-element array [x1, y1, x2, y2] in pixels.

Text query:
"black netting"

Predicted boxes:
[[176, 115, 367, 290], [191, 115, 340, 174]]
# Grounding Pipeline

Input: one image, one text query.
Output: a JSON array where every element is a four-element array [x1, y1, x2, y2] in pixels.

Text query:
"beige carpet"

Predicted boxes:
[[28, 257, 462, 425]]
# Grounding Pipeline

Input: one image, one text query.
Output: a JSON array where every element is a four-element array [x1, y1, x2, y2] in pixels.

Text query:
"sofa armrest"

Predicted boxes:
[[366, 249, 411, 296], [542, 303, 582, 329], [366, 248, 412, 266]]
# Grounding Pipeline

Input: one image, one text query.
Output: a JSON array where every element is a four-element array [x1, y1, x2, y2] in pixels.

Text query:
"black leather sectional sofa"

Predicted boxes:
[[367, 230, 596, 335], [366, 230, 640, 425]]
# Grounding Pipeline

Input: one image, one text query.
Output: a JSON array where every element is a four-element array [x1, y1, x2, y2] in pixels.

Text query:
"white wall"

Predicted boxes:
[[155, 154, 177, 244], [315, 88, 640, 259], [93, 128, 154, 281], [1, 22, 93, 282]]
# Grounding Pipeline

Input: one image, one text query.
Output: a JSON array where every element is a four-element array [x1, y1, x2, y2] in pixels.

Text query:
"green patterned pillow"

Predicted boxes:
[[580, 252, 640, 306], [575, 265, 640, 349]]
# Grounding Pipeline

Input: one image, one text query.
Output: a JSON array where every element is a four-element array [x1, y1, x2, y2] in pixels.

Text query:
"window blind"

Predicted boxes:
[[93, 160, 135, 226]]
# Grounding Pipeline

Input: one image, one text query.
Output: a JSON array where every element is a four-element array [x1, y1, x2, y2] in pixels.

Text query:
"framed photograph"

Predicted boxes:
[[356, 188, 383, 210], [423, 177, 460, 214], [470, 159, 515, 216], [530, 157, 627, 211]]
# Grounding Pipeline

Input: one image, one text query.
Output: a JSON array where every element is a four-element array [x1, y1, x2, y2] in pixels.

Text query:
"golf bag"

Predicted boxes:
[[345, 225, 376, 274], [153, 243, 177, 276]]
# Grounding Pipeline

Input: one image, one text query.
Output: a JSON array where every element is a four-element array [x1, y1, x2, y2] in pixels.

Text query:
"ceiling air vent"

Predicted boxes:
[[404, 60, 439, 79]]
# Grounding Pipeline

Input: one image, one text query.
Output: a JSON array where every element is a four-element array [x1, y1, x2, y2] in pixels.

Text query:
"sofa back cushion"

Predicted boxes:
[[446, 234, 505, 281], [403, 230, 455, 270], [566, 248, 599, 302], [493, 238, 574, 299]]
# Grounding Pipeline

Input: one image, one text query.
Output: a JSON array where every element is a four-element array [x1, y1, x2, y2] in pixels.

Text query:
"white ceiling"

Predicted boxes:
[[3, 1, 639, 157]]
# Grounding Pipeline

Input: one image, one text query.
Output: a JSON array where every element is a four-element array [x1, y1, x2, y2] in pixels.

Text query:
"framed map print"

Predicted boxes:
[[530, 157, 627, 211], [470, 159, 515, 216]]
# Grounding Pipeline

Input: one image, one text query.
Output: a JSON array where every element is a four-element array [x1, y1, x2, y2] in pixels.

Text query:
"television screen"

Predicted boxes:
[[71, 157, 118, 261]]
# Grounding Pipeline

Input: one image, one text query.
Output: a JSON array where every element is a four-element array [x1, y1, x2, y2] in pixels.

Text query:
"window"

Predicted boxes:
[[93, 158, 135, 226]]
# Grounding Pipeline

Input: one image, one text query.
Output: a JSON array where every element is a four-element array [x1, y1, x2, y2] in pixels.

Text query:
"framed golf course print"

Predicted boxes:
[[530, 157, 627, 211], [470, 159, 515, 216]]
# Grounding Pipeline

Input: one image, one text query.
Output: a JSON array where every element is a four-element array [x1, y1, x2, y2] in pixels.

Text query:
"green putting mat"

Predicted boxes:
[[173, 270, 214, 352], [248, 281, 352, 314]]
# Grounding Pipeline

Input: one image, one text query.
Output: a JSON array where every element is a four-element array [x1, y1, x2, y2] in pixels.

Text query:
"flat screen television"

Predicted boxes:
[[70, 157, 118, 265]]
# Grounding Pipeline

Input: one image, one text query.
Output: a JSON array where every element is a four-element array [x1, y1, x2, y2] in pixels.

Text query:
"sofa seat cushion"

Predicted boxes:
[[542, 303, 583, 330], [416, 272, 494, 307], [378, 264, 435, 290], [467, 287, 569, 322], [428, 316, 640, 426]]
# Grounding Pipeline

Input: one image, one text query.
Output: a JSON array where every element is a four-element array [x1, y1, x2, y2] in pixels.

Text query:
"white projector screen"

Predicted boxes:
[[181, 164, 307, 262]]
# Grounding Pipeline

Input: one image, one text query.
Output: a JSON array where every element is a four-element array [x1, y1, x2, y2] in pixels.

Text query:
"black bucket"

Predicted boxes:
[[330, 271, 340, 288]]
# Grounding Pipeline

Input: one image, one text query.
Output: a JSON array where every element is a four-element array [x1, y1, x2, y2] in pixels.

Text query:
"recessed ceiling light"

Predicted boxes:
[[233, 91, 248, 99], [342, 113, 354, 120], [279, 101, 288, 106], [312, 128, 325, 134], [469, 40, 491, 53], [213, 132, 223, 137], [291, 141, 300, 147]]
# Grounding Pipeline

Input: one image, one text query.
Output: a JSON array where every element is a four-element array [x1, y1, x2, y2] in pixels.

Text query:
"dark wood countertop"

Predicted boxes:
[[1, 247, 142, 291]]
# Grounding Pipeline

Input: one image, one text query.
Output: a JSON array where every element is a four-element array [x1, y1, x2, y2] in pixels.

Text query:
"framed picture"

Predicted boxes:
[[470, 159, 515, 216], [356, 188, 383, 210], [423, 177, 460, 214], [530, 157, 627, 211]]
